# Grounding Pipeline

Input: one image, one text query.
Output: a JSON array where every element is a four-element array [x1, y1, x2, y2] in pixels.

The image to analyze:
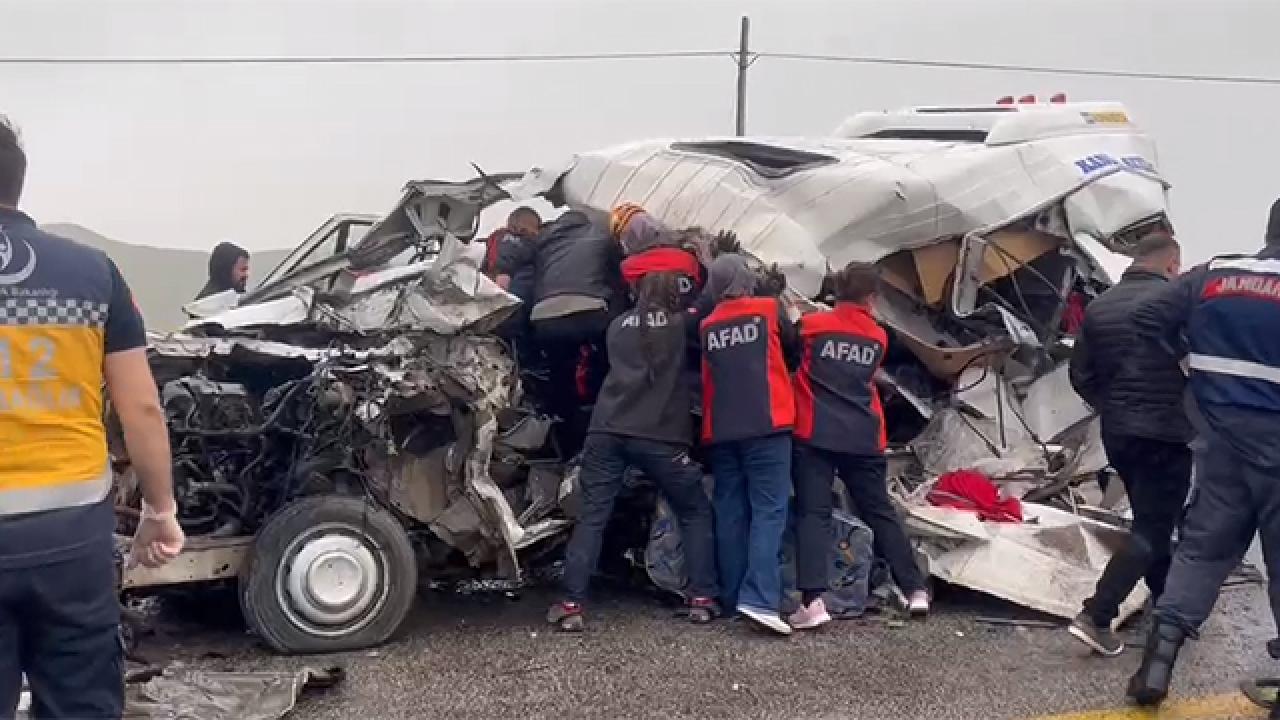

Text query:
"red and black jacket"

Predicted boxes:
[[621, 246, 704, 308], [793, 302, 887, 455], [699, 296, 797, 444]]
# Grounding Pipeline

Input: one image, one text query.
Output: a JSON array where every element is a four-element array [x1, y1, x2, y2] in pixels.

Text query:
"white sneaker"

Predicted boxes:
[[738, 604, 793, 635], [908, 590, 930, 619]]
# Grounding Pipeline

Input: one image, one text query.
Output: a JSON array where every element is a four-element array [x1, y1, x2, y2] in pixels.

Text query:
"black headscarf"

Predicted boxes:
[[1266, 198, 1280, 249], [196, 241, 249, 299]]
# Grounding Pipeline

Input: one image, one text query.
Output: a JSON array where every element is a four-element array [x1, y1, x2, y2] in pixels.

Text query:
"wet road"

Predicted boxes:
[[152, 573, 1274, 720]]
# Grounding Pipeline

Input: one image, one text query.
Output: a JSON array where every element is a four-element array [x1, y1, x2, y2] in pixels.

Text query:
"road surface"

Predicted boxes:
[[143, 572, 1274, 720]]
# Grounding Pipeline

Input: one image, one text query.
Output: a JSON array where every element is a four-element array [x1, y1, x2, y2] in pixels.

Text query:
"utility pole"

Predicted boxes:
[[735, 16, 750, 136]]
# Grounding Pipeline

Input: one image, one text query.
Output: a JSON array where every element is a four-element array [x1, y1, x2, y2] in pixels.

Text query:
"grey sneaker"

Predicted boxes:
[[1069, 612, 1125, 657]]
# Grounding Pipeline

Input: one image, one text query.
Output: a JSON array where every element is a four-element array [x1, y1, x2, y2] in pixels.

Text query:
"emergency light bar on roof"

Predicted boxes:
[[834, 100, 1137, 147]]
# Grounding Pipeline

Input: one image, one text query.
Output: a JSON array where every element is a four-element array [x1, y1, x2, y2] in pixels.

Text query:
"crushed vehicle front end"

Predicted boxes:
[[115, 176, 581, 653]]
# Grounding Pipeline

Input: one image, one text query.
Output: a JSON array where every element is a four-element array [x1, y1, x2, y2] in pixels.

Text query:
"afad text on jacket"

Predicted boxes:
[[793, 302, 886, 455], [700, 296, 794, 444]]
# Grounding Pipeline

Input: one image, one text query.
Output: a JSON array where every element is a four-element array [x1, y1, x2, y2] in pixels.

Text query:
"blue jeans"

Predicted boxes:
[[709, 433, 792, 613]]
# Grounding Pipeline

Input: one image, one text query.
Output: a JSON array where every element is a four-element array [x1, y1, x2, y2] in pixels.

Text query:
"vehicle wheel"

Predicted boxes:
[[239, 495, 417, 654]]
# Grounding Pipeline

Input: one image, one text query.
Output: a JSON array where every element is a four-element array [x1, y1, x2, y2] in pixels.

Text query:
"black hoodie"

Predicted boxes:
[[1266, 197, 1280, 248], [196, 242, 249, 300]]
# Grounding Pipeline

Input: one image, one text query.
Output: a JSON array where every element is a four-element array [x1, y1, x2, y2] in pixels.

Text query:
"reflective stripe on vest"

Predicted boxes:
[[1188, 352, 1280, 386], [0, 462, 112, 517], [1209, 256, 1280, 273]]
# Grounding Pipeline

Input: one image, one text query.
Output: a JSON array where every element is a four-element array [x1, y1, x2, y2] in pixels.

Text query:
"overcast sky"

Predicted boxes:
[[2, 0, 1277, 264]]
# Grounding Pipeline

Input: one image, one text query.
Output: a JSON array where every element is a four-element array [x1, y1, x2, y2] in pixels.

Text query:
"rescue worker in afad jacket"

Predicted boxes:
[[545, 270, 719, 632], [789, 262, 929, 631], [1126, 199, 1280, 707], [698, 253, 800, 635]]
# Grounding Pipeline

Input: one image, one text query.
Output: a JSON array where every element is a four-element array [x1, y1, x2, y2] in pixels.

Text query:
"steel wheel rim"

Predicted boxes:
[[275, 521, 391, 638]]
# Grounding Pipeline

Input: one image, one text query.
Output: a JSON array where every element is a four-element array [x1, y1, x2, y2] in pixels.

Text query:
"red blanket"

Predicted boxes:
[[926, 470, 1023, 522]]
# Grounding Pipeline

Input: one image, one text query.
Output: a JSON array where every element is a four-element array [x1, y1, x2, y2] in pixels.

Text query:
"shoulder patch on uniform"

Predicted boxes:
[[0, 226, 38, 286]]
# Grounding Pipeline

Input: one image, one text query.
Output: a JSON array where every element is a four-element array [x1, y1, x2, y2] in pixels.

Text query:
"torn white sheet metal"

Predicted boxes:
[[243, 177, 519, 307], [183, 288, 314, 333], [1073, 233, 1130, 284], [534, 112, 1166, 297], [149, 334, 419, 364], [1071, 419, 1110, 477], [376, 335, 565, 575], [408, 233, 519, 335], [912, 502, 1148, 623], [1021, 362, 1095, 443], [124, 666, 343, 720], [182, 289, 241, 321], [913, 367, 1046, 476], [181, 239, 517, 337]]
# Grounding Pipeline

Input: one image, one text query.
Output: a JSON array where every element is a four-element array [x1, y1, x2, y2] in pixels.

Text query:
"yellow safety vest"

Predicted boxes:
[[0, 217, 114, 517]]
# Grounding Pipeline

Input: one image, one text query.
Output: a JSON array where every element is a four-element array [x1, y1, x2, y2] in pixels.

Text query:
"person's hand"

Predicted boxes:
[[711, 230, 741, 258], [129, 503, 186, 568], [759, 263, 787, 297]]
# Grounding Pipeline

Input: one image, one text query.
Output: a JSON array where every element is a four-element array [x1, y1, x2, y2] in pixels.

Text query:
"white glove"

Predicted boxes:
[[129, 503, 186, 568]]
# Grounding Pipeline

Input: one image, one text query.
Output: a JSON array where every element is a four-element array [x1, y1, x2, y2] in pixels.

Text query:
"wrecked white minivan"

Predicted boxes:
[[115, 100, 1163, 653]]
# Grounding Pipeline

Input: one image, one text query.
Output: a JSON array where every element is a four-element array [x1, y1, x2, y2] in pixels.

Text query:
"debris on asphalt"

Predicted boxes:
[[975, 616, 1062, 629], [19, 667, 344, 720]]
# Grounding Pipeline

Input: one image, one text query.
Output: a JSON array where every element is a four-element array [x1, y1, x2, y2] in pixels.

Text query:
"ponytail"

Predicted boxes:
[[634, 272, 683, 382]]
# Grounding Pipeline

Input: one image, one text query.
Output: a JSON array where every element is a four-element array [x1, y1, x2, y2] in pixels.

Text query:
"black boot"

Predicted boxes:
[[1127, 617, 1188, 706]]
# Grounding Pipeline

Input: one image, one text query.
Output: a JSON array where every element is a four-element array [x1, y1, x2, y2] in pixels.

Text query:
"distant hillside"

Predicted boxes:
[[42, 223, 292, 332]]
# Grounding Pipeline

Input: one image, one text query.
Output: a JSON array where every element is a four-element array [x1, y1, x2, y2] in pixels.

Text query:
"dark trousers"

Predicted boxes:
[[0, 544, 123, 719], [1083, 434, 1192, 626], [1157, 427, 1280, 634], [562, 433, 718, 604], [795, 444, 925, 595], [533, 309, 613, 455], [709, 434, 793, 612]]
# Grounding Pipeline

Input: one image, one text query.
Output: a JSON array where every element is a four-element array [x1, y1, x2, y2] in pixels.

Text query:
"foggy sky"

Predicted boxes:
[[2, 0, 1277, 263]]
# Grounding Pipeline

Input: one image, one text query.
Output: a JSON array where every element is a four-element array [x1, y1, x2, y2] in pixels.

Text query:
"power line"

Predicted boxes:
[[0, 50, 727, 65], [758, 51, 1280, 86], [2, 46, 1276, 87]]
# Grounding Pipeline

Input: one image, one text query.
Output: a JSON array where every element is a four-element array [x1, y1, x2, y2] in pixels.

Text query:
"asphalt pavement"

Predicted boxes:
[[145, 571, 1275, 720]]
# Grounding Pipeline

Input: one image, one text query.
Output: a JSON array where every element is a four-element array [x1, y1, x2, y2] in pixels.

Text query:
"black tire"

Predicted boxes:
[[239, 495, 417, 654]]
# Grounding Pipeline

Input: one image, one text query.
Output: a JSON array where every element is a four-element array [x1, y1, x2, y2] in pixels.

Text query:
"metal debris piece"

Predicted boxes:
[[910, 502, 1149, 623], [123, 666, 344, 720], [19, 667, 343, 720]]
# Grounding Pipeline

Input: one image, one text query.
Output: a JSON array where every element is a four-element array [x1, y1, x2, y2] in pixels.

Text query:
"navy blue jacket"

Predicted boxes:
[[1134, 247, 1280, 464]]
